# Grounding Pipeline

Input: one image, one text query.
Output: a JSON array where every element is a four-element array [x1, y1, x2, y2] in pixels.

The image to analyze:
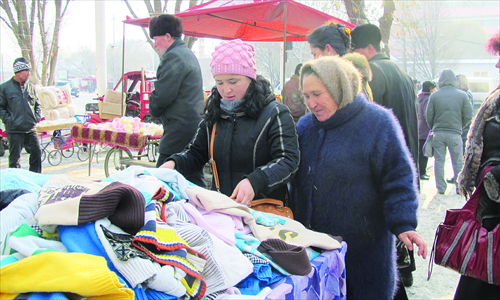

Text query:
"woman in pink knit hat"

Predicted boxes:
[[160, 39, 300, 205]]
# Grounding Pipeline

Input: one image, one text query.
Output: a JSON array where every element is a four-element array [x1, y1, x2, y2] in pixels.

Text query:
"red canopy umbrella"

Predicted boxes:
[[123, 0, 355, 91], [125, 0, 354, 41]]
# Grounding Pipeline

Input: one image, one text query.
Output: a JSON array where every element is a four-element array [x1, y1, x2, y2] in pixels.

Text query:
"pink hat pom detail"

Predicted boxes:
[[210, 39, 257, 79]]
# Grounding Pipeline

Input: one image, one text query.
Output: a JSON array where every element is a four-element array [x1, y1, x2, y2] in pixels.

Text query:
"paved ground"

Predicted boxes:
[[1, 133, 465, 299]]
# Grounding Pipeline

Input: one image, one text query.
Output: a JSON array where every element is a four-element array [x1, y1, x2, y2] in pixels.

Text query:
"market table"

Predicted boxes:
[[71, 124, 161, 176]]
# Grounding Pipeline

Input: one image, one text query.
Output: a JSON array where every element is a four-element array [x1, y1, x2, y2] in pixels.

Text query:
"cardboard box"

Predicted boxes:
[[99, 101, 126, 120], [104, 89, 126, 104]]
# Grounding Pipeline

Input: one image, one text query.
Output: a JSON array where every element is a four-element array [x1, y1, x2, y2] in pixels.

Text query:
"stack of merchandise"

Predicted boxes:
[[37, 84, 76, 121], [86, 116, 163, 136], [0, 167, 347, 300]]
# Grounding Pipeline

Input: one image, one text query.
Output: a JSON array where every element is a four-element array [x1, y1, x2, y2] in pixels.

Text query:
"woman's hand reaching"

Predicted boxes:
[[399, 230, 428, 259], [231, 178, 255, 206]]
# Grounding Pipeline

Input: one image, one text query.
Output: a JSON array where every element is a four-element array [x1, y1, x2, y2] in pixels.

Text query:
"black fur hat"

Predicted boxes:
[[149, 14, 183, 39]]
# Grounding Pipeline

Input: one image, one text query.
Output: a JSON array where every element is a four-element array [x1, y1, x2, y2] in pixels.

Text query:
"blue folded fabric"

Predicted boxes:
[[236, 263, 285, 295], [27, 292, 69, 300], [145, 289, 179, 300], [59, 223, 131, 288]]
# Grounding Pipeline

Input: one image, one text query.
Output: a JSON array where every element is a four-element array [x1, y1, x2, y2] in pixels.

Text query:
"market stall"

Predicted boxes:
[[0, 167, 347, 300], [71, 116, 163, 176]]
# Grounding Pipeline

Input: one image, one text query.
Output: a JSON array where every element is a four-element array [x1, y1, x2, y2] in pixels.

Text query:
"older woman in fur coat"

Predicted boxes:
[[290, 56, 427, 299]]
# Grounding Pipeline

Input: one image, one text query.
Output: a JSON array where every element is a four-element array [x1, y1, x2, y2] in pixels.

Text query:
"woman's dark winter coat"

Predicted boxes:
[[417, 91, 432, 140], [291, 94, 419, 300], [169, 100, 300, 201]]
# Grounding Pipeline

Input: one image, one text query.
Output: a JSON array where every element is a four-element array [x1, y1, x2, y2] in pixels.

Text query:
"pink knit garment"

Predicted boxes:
[[210, 39, 257, 79]]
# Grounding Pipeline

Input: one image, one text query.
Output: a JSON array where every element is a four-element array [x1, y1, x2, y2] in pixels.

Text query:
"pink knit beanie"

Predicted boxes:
[[211, 39, 257, 79]]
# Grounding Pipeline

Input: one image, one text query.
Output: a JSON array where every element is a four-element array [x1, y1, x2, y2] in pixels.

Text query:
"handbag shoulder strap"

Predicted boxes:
[[462, 165, 496, 212], [210, 123, 220, 192]]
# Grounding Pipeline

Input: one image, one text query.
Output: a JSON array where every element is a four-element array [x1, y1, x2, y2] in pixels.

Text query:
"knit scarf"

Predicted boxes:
[[458, 85, 500, 197]]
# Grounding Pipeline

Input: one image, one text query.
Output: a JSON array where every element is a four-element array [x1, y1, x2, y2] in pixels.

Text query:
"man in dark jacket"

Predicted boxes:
[[148, 14, 205, 186], [426, 69, 473, 195], [0, 57, 42, 173], [351, 23, 419, 290], [282, 63, 307, 123], [351, 24, 419, 175]]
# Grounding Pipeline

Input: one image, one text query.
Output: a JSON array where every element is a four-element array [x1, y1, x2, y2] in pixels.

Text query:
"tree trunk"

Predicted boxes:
[[379, 0, 395, 57], [38, 0, 49, 86], [47, 0, 69, 86], [342, 0, 368, 25]]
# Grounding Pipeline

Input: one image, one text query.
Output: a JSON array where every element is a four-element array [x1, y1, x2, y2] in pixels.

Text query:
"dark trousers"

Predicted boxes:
[[454, 275, 500, 300], [7, 131, 42, 173], [157, 153, 206, 188], [418, 138, 428, 176]]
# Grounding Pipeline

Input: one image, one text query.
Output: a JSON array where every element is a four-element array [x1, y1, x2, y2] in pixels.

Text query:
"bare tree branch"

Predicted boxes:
[[153, 0, 161, 14], [342, 0, 368, 25], [143, 0, 153, 15], [0, 15, 13, 29], [162, 0, 168, 13]]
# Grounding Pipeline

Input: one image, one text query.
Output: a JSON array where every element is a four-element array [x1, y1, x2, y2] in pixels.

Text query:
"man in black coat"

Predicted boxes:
[[351, 24, 419, 290], [148, 14, 205, 187], [0, 58, 42, 173]]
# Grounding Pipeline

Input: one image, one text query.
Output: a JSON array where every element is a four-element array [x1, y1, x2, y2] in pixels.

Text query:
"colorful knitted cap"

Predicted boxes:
[[211, 39, 257, 79]]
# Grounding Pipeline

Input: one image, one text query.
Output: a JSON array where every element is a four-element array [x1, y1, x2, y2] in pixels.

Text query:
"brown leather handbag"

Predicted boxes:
[[210, 123, 294, 219]]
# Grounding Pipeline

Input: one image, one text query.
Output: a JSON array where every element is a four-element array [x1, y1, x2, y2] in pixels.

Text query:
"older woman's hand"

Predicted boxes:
[[230, 178, 255, 206], [398, 230, 428, 259]]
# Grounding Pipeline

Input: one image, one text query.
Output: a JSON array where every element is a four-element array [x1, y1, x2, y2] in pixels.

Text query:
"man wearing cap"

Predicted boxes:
[[351, 24, 419, 290], [148, 14, 205, 187], [0, 57, 42, 173]]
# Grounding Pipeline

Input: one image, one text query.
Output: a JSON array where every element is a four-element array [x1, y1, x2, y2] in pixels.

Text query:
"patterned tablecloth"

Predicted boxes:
[[71, 124, 157, 151], [268, 241, 347, 300]]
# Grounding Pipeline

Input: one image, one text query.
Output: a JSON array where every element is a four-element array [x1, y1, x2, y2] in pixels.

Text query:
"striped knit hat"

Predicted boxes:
[[13, 57, 30, 73]]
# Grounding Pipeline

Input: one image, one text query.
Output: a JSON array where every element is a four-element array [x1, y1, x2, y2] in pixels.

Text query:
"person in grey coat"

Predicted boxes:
[[148, 14, 205, 187], [426, 69, 473, 194]]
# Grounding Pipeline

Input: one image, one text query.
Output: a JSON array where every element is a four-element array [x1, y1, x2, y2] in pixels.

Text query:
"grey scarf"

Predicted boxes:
[[220, 99, 245, 114]]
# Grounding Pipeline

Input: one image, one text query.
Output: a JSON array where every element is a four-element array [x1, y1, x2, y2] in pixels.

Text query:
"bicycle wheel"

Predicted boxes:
[[104, 148, 133, 177], [61, 146, 75, 158], [41, 148, 47, 162], [77, 146, 89, 162], [48, 150, 62, 166]]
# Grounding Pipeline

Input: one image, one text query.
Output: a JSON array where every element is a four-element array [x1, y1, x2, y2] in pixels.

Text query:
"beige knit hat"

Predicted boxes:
[[300, 56, 362, 110]]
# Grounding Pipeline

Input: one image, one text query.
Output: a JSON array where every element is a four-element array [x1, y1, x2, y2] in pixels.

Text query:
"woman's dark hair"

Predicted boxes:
[[204, 77, 275, 127], [307, 22, 350, 56]]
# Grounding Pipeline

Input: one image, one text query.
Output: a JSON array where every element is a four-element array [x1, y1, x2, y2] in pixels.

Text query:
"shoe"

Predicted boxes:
[[420, 174, 430, 180], [446, 177, 456, 184], [438, 190, 445, 195], [400, 272, 413, 287]]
